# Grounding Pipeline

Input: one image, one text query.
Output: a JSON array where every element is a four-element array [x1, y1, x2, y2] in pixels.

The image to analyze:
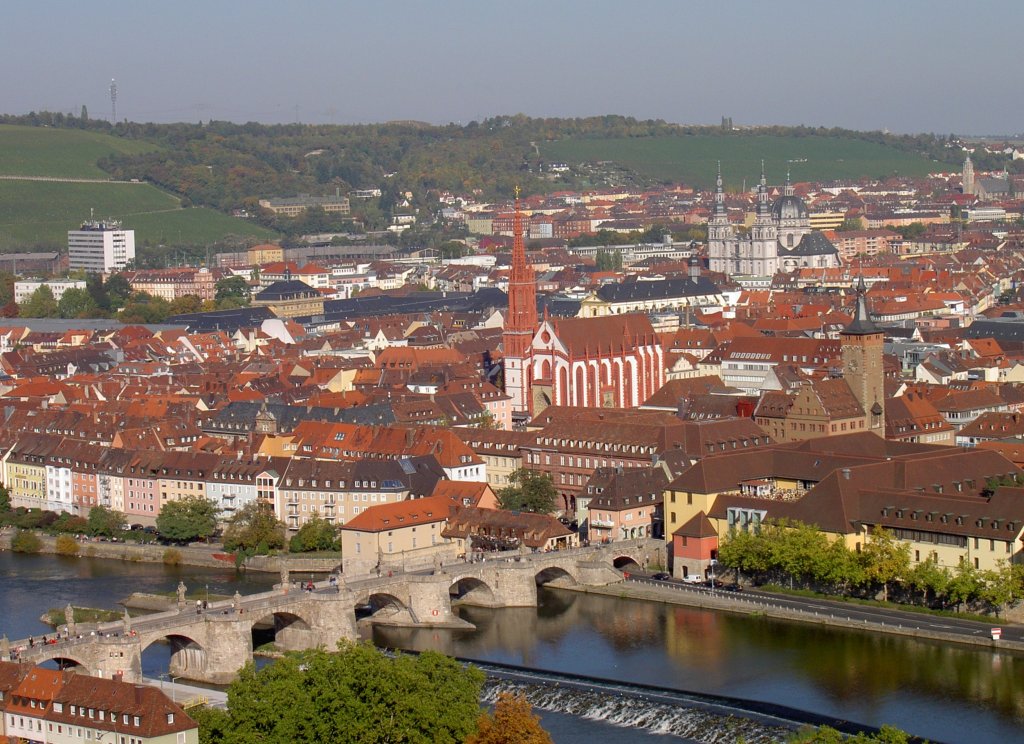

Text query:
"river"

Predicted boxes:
[[1, 552, 1022, 743]]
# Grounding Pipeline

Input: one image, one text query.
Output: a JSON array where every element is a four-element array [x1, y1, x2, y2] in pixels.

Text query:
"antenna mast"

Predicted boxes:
[[109, 79, 118, 123]]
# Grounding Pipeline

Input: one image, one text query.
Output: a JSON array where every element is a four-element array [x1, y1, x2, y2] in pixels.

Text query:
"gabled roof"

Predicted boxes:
[[673, 511, 717, 539]]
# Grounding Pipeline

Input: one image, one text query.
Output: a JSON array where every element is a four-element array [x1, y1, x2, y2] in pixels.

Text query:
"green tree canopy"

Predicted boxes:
[[57, 287, 99, 319], [497, 469, 558, 514], [19, 285, 59, 318], [86, 506, 127, 537], [155, 496, 219, 543], [288, 513, 340, 553], [199, 643, 484, 744], [223, 501, 285, 553], [0, 483, 10, 513], [104, 274, 131, 310], [214, 276, 251, 306], [858, 526, 911, 602], [118, 292, 172, 323]]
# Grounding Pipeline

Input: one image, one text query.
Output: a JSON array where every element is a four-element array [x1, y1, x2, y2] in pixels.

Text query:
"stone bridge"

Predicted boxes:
[[3, 541, 655, 685]]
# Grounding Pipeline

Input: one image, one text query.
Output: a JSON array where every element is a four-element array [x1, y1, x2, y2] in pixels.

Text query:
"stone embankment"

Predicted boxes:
[[0, 531, 341, 574]]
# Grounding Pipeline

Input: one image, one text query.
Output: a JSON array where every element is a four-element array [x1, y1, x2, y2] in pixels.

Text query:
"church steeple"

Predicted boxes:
[[503, 187, 538, 418], [784, 168, 795, 197], [755, 160, 772, 219], [712, 160, 727, 219]]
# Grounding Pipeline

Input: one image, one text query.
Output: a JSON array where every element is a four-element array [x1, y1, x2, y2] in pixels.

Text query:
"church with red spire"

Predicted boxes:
[[502, 191, 664, 424]]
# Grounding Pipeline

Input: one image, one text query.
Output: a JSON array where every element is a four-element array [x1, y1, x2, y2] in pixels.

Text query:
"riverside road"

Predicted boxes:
[[621, 574, 1024, 649]]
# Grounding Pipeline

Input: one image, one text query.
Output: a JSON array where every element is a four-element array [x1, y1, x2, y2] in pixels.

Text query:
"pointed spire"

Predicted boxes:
[[712, 161, 727, 219], [785, 169, 794, 197], [760, 159, 766, 186], [844, 273, 879, 335]]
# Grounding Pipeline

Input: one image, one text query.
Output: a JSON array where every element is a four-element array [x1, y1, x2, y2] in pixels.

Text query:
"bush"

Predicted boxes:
[[11, 529, 42, 553], [163, 548, 182, 566], [55, 534, 79, 556]]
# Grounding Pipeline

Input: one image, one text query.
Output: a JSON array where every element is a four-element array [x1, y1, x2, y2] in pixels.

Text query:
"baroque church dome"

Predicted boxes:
[[771, 194, 808, 221]]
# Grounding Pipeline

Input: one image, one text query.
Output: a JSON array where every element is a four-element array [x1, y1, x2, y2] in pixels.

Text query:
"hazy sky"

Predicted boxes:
[[4, 0, 1021, 134]]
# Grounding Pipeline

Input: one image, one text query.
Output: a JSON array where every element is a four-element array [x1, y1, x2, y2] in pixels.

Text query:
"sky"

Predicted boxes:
[[3, 0, 1022, 135]]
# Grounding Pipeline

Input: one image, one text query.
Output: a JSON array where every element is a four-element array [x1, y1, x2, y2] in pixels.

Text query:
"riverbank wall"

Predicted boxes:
[[566, 579, 1024, 656], [0, 531, 341, 574]]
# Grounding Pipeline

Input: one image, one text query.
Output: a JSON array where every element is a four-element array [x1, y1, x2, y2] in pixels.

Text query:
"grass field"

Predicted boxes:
[[541, 134, 941, 190], [0, 180, 276, 249], [0, 124, 158, 179]]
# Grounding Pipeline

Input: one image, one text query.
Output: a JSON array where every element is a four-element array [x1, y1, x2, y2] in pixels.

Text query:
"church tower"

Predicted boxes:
[[503, 188, 538, 421], [707, 162, 735, 274], [841, 276, 885, 436], [962, 156, 976, 196]]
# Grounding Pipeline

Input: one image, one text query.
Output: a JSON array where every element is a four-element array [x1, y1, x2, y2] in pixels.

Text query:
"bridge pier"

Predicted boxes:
[[407, 578, 459, 624], [292, 591, 358, 650], [191, 616, 252, 685], [93, 636, 142, 683]]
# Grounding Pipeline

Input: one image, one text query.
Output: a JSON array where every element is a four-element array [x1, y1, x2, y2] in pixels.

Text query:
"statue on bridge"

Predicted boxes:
[[233, 591, 241, 610], [176, 581, 187, 609], [122, 608, 132, 633], [64, 603, 76, 633], [280, 565, 290, 592]]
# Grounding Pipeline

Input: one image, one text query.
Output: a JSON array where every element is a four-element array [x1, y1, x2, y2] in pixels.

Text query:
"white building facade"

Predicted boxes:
[[68, 221, 136, 273]]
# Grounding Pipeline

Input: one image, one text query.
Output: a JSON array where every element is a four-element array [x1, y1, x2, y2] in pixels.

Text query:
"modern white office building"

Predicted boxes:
[[68, 220, 136, 273]]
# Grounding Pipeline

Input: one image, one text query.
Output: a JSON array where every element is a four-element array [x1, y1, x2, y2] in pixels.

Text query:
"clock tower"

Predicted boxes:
[[841, 276, 885, 435]]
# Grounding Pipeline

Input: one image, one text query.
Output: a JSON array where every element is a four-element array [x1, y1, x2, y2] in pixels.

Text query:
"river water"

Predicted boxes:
[[1, 552, 1022, 743]]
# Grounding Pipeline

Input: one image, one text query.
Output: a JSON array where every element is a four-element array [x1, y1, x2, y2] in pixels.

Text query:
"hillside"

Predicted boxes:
[[0, 124, 278, 250], [541, 134, 942, 190], [0, 180, 276, 250], [0, 124, 157, 179]]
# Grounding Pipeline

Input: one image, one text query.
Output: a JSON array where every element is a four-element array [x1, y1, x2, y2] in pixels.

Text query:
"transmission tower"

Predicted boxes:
[[109, 79, 117, 123]]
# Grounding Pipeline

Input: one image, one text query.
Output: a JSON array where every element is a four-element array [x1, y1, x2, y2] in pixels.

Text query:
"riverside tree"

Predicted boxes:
[[222, 501, 285, 553], [155, 495, 219, 543], [717, 519, 1023, 613], [195, 643, 485, 744]]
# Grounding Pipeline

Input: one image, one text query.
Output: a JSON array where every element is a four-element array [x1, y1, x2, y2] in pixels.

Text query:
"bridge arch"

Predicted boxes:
[[612, 555, 642, 571], [356, 592, 409, 622], [140, 632, 207, 678], [250, 610, 313, 654], [35, 654, 91, 674], [534, 565, 578, 588], [449, 576, 496, 606]]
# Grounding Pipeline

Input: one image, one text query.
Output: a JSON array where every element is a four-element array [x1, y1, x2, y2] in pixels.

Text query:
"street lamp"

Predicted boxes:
[[205, 584, 209, 606]]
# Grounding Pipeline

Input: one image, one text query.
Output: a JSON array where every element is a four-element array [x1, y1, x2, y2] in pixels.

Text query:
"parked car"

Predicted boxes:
[[705, 579, 724, 589], [723, 583, 743, 592], [651, 572, 671, 581], [682, 574, 703, 584]]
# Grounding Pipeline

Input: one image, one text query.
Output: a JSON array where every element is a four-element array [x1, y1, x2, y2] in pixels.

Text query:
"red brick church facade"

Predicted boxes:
[[503, 193, 664, 422]]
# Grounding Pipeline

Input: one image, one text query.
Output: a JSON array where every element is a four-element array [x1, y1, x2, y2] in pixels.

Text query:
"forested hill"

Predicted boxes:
[[0, 112, 969, 219]]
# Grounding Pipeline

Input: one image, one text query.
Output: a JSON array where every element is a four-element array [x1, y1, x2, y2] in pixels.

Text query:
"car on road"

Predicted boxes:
[[705, 579, 724, 589], [682, 575, 703, 584], [723, 583, 743, 592], [651, 572, 671, 581]]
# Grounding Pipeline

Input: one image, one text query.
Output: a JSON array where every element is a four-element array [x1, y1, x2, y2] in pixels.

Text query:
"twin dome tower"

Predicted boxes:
[[707, 164, 839, 277]]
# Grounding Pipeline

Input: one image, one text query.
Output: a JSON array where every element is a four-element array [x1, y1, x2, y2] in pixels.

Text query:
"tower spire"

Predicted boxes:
[[503, 186, 538, 419]]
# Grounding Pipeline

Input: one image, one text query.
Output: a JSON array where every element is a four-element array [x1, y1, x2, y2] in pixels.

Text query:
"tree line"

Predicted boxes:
[[13, 274, 250, 322], [718, 519, 1024, 616]]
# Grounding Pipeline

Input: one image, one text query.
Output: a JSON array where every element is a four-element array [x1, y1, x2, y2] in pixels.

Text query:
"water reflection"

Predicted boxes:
[[373, 587, 1024, 744]]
